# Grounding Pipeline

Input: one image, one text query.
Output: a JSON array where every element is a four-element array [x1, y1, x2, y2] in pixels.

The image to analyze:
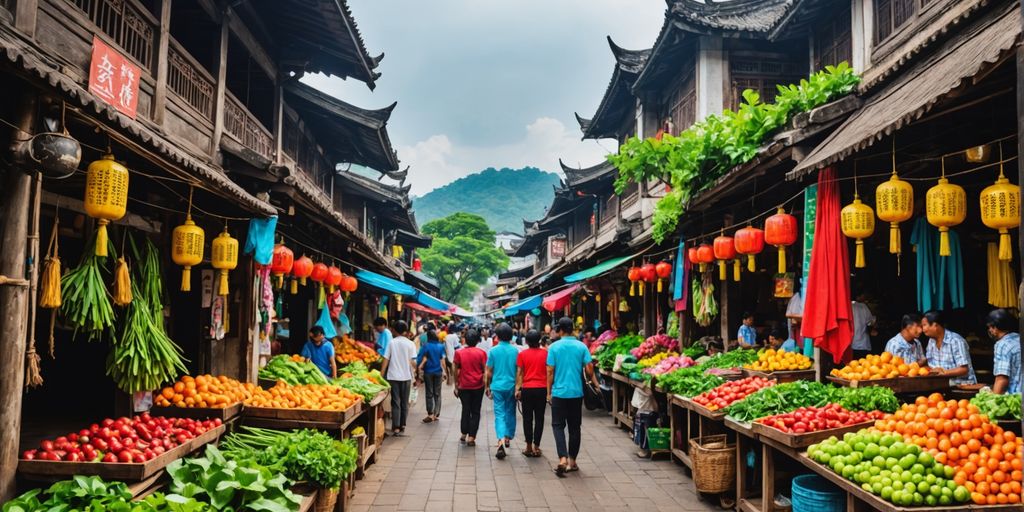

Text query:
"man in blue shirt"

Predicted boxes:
[[485, 323, 519, 460], [884, 313, 926, 366], [987, 309, 1021, 395], [922, 310, 976, 386], [738, 312, 757, 348], [768, 326, 799, 353], [547, 317, 599, 477], [300, 326, 336, 378], [374, 317, 393, 357]]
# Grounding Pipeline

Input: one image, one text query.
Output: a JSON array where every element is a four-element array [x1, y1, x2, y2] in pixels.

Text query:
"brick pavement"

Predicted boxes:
[[349, 388, 720, 512]]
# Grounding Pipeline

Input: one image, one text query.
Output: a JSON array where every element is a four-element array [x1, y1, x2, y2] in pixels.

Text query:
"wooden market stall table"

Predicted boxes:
[[241, 402, 364, 437], [609, 371, 635, 429], [743, 368, 816, 384], [353, 389, 390, 479]]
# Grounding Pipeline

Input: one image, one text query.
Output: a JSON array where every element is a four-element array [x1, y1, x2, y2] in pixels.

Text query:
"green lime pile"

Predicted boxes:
[[808, 429, 971, 507]]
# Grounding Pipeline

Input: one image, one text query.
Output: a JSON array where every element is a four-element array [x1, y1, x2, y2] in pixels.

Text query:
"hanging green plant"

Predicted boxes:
[[610, 63, 861, 242], [60, 236, 115, 341]]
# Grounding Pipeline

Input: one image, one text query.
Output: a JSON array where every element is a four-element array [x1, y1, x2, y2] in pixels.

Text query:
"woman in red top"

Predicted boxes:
[[515, 330, 548, 457], [452, 329, 487, 446]]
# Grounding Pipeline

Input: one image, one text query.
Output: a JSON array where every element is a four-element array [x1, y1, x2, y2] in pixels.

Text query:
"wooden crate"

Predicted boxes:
[[19, 438, 190, 481], [681, 397, 728, 421], [742, 368, 815, 383], [150, 401, 243, 421], [827, 374, 951, 394], [243, 402, 361, 424], [751, 419, 876, 449]]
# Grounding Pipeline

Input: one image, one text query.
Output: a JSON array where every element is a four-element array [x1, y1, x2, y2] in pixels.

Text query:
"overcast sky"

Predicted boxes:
[[303, 1, 666, 196]]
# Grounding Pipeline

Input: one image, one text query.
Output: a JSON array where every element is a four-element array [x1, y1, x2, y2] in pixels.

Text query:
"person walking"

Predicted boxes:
[[417, 328, 448, 423], [547, 317, 599, 477], [381, 321, 417, 436], [452, 329, 487, 446], [515, 329, 547, 457], [485, 323, 518, 459]]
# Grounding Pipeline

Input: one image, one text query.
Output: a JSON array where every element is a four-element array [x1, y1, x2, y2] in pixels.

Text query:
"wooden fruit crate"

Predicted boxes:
[[150, 401, 243, 421], [827, 374, 951, 394], [751, 419, 876, 449], [742, 368, 815, 383]]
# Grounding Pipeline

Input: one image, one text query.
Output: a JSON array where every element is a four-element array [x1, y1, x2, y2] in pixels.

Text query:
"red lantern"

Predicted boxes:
[[326, 266, 343, 292], [626, 266, 641, 297], [292, 256, 313, 284], [713, 235, 737, 281], [764, 207, 798, 274], [341, 275, 358, 293], [687, 247, 700, 265], [695, 244, 714, 273], [270, 244, 294, 288], [734, 226, 765, 274], [640, 263, 656, 297], [412, 258, 422, 272], [654, 261, 672, 293], [310, 262, 329, 284]]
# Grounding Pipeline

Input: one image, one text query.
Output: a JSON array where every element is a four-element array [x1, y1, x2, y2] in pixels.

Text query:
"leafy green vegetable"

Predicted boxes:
[[725, 381, 839, 422], [609, 63, 860, 242], [696, 349, 759, 370], [681, 344, 706, 359], [1, 476, 212, 512], [220, 427, 359, 489], [166, 445, 302, 511], [657, 367, 724, 397], [60, 237, 114, 341], [595, 334, 643, 370], [340, 362, 389, 389], [971, 390, 1022, 420], [834, 386, 900, 414], [260, 355, 330, 385]]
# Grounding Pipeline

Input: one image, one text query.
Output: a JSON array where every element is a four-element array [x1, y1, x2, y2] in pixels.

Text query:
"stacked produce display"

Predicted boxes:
[[245, 381, 362, 412], [743, 348, 812, 372], [259, 355, 330, 385], [758, 404, 886, 434], [594, 334, 643, 371], [335, 362, 389, 400], [334, 335, 381, 365], [154, 375, 256, 409], [691, 376, 775, 412], [830, 352, 931, 380]]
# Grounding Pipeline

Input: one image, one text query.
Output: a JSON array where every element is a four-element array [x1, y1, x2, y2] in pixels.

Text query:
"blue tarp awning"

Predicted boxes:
[[503, 294, 542, 316], [563, 254, 634, 283], [355, 269, 416, 296], [414, 289, 452, 312]]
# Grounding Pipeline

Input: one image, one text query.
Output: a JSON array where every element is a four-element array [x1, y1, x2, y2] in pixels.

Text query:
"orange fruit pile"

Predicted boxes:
[[245, 381, 362, 411], [334, 335, 380, 365], [874, 393, 1023, 505], [830, 352, 930, 380], [155, 375, 256, 408]]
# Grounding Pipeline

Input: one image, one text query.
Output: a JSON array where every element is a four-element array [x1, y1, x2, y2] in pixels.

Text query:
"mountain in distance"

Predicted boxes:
[[412, 167, 562, 234]]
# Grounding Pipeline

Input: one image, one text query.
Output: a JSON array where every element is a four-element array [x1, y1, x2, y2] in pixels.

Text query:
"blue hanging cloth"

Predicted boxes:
[[244, 216, 278, 265], [909, 217, 965, 311], [672, 238, 687, 307], [316, 306, 337, 339]]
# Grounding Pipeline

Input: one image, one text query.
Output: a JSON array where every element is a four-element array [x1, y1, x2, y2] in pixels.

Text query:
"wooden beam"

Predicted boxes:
[[151, 0, 173, 125], [194, 0, 219, 21], [210, 17, 229, 160], [273, 78, 283, 165], [14, 0, 37, 37], [225, 7, 276, 79]]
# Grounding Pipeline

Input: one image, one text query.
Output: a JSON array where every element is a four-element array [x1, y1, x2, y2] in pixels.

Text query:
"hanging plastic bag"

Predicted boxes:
[[316, 306, 337, 339]]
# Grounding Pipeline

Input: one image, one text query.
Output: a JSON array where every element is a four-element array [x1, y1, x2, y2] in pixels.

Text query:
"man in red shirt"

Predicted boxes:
[[515, 330, 548, 457], [452, 329, 487, 446]]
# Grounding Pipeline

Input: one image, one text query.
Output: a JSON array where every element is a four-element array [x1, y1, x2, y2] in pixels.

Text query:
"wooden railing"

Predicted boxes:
[[224, 91, 274, 161], [70, 0, 156, 69], [167, 39, 215, 119]]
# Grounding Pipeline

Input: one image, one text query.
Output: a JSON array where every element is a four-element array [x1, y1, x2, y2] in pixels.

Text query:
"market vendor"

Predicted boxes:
[[883, 313, 927, 366], [921, 310, 976, 386], [768, 326, 799, 353], [301, 326, 337, 379], [986, 308, 1020, 395], [737, 312, 757, 348]]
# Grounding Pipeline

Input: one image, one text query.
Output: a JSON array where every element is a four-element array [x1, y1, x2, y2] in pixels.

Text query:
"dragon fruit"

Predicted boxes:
[[630, 333, 681, 359], [642, 355, 696, 376]]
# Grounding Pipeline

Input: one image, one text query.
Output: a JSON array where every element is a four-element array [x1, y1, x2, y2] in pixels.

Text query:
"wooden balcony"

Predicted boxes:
[[71, 0, 156, 70], [167, 38, 214, 120], [224, 90, 274, 161]]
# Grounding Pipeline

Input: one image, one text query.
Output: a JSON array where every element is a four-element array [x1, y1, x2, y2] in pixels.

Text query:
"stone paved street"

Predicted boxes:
[[349, 389, 720, 512]]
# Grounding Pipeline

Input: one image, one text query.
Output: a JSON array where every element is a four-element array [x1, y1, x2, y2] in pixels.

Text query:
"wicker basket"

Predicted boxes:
[[689, 434, 736, 494], [315, 487, 338, 512]]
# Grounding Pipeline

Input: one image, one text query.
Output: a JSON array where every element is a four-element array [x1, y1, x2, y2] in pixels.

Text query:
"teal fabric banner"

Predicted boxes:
[[802, 184, 817, 358]]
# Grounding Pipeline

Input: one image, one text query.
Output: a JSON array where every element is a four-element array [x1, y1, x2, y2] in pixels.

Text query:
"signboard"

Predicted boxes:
[[88, 37, 140, 118], [548, 236, 566, 261]]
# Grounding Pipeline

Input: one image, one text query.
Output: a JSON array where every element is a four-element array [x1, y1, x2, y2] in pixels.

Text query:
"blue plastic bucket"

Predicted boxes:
[[791, 474, 843, 512]]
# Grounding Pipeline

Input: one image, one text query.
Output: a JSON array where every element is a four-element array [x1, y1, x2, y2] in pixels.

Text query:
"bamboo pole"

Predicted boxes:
[[0, 91, 36, 502]]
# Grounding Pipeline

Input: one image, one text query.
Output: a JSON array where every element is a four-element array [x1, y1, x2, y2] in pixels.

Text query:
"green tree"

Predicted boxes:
[[418, 213, 509, 305]]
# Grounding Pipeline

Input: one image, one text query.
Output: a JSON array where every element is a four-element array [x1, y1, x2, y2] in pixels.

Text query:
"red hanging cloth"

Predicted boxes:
[[801, 167, 853, 364]]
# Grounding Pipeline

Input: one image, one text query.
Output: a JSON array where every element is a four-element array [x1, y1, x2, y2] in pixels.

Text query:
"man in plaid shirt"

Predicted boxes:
[[987, 309, 1021, 395], [922, 310, 976, 386]]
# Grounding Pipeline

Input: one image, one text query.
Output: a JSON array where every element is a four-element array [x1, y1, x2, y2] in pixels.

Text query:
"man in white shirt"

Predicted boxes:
[[851, 295, 876, 360], [382, 320, 417, 436]]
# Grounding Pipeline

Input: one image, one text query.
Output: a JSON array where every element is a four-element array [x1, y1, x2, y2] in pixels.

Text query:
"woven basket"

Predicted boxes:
[[315, 487, 339, 512], [689, 434, 736, 494]]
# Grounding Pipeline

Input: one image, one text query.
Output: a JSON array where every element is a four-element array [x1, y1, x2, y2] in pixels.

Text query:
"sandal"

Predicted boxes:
[[533, 448, 543, 457], [522, 449, 535, 457], [460, 435, 466, 443], [467, 439, 476, 447], [422, 417, 433, 423], [496, 445, 506, 460], [567, 465, 579, 473], [553, 464, 567, 477]]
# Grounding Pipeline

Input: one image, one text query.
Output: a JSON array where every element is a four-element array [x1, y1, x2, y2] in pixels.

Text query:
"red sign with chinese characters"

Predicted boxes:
[[88, 37, 140, 119]]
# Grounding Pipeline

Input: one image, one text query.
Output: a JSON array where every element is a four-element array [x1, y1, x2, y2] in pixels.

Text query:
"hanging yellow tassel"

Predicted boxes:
[[998, 229, 1012, 261], [39, 256, 62, 309], [777, 247, 786, 275], [855, 240, 866, 268], [733, 260, 741, 282], [718, 261, 726, 281], [938, 228, 951, 257], [290, 278, 298, 295], [747, 254, 756, 273], [639, 282, 644, 296], [629, 282, 635, 297], [889, 223, 901, 254], [657, 279, 663, 293], [113, 257, 132, 306]]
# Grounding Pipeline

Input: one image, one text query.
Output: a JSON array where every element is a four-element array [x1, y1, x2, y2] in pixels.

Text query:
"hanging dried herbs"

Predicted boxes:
[[60, 236, 114, 341]]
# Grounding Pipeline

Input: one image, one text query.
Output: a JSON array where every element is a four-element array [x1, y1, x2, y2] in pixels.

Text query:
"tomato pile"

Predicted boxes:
[[21, 413, 221, 463], [874, 393, 1023, 505], [757, 403, 887, 434], [691, 376, 774, 411]]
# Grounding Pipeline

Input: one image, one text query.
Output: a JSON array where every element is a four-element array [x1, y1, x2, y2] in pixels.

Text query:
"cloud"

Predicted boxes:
[[401, 117, 612, 196]]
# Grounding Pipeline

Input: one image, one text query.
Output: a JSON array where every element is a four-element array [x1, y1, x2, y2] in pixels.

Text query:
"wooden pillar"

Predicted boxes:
[[151, 0, 173, 124], [210, 12, 229, 160], [272, 78, 283, 165], [0, 92, 36, 502], [720, 215, 733, 345], [14, 0, 37, 37]]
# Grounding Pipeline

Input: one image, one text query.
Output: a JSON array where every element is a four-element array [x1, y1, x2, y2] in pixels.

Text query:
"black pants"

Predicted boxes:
[[423, 373, 443, 416], [551, 397, 583, 459], [389, 380, 411, 430], [458, 388, 484, 437], [520, 388, 547, 445]]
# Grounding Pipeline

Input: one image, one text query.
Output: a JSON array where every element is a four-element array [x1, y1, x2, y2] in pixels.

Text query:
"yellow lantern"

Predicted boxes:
[[875, 172, 914, 254], [171, 215, 205, 292], [210, 228, 238, 296], [926, 176, 966, 257], [980, 171, 1020, 261], [83, 153, 129, 256], [841, 195, 875, 268]]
